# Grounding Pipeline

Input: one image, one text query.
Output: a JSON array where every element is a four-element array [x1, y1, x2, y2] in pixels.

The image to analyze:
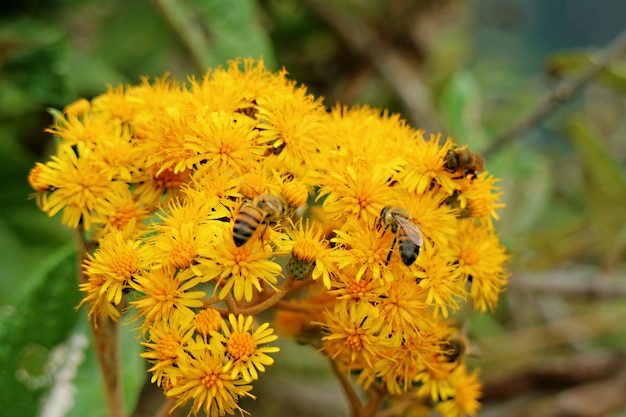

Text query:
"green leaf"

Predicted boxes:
[[0, 18, 72, 106], [438, 70, 488, 148], [0, 243, 81, 416], [191, 0, 277, 69], [566, 117, 626, 251], [145, 0, 277, 74]]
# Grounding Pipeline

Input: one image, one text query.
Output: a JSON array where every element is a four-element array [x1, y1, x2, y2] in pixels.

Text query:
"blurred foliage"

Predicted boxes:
[[1, 0, 626, 416]]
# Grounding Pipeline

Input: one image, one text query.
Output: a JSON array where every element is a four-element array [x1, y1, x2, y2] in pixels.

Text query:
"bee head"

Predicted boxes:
[[444, 148, 460, 172], [254, 194, 286, 223]]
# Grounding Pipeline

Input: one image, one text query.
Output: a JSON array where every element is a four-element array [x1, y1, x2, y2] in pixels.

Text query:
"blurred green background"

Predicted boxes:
[[1, 0, 625, 416]]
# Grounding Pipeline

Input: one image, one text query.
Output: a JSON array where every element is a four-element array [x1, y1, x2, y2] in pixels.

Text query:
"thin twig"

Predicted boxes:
[[509, 271, 626, 299], [153, 398, 179, 417], [301, 0, 439, 130], [479, 302, 626, 363], [224, 293, 240, 315], [363, 384, 386, 417], [329, 358, 364, 417], [274, 299, 332, 313], [484, 29, 626, 157], [75, 224, 126, 417], [236, 276, 296, 316]]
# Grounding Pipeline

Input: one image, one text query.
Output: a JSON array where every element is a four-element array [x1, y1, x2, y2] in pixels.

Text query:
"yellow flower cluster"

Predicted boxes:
[[29, 58, 508, 417]]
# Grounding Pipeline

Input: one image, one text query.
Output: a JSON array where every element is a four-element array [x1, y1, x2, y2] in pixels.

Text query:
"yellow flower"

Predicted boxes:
[[141, 317, 195, 386], [185, 110, 268, 173], [29, 58, 511, 417], [183, 170, 243, 214], [194, 308, 224, 338], [210, 314, 280, 382], [283, 219, 334, 286], [78, 230, 151, 321], [198, 223, 284, 302], [130, 266, 206, 334], [90, 124, 145, 183], [45, 109, 116, 148], [187, 57, 277, 114], [256, 85, 326, 169], [377, 273, 429, 330], [28, 163, 52, 193], [33, 144, 127, 230], [91, 84, 145, 124], [148, 194, 227, 279], [165, 342, 254, 417], [132, 163, 191, 208], [317, 162, 398, 224], [318, 104, 409, 174], [332, 217, 395, 283], [400, 132, 459, 195], [461, 172, 506, 223], [456, 220, 509, 312], [372, 325, 440, 394], [318, 301, 395, 369], [414, 241, 466, 318], [435, 365, 482, 417], [402, 188, 459, 251], [329, 266, 383, 304], [91, 188, 153, 240], [415, 357, 458, 402]]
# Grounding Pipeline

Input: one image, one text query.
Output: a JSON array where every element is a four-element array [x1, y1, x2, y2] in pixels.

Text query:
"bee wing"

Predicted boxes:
[[264, 199, 282, 213], [393, 214, 423, 246]]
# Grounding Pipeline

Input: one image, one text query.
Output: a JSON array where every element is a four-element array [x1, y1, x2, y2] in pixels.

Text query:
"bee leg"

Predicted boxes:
[[258, 223, 269, 250], [385, 234, 397, 266]]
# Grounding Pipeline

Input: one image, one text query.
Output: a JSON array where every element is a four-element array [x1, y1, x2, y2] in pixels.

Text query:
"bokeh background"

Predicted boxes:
[[1, 0, 625, 416]]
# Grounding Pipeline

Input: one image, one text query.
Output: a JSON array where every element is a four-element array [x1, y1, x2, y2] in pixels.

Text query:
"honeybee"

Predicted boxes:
[[233, 193, 287, 247], [441, 333, 470, 363], [440, 332, 480, 364], [443, 146, 485, 178], [380, 207, 423, 266]]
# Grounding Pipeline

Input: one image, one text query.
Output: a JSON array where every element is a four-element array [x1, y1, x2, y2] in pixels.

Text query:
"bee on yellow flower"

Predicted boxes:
[[29, 58, 509, 417]]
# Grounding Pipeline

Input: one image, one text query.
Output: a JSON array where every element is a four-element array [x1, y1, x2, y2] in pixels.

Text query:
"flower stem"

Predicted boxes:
[[75, 225, 126, 417], [329, 358, 364, 417], [362, 383, 386, 417], [236, 276, 296, 316]]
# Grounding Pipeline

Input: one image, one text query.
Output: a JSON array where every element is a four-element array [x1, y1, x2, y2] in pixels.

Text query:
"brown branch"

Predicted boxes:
[[484, 29, 626, 157], [329, 358, 364, 417], [509, 270, 626, 299], [224, 293, 240, 315], [75, 225, 126, 417], [553, 366, 626, 417], [363, 384, 386, 417], [153, 398, 180, 417], [478, 302, 626, 363], [301, 0, 439, 130], [481, 351, 626, 402], [201, 295, 225, 307], [236, 276, 296, 316]]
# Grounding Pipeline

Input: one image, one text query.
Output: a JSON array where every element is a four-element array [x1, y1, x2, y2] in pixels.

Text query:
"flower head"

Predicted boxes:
[[78, 229, 151, 321], [30, 58, 509, 417], [165, 342, 255, 417], [211, 314, 280, 382], [130, 266, 206, 334], [198, 223, 284, 302]]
